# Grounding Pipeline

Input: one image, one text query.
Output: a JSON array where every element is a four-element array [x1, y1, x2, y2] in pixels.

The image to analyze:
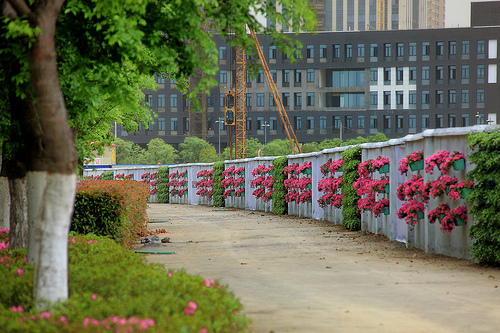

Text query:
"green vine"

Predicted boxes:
[[341, 146, 362, 230], [156, 166, 169, 203], [467, 130, 500, 265], [272, 156, 288, 215], [212, 162, 225, 207]]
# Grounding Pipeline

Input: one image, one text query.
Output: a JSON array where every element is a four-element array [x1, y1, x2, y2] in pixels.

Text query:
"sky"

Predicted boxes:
[[446, 0, 500, 27]]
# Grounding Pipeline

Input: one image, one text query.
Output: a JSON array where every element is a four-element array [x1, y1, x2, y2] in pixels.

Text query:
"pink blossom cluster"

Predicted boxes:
[[285, 190, 312, 204], [320, 158, 344, 176], [396, 175, 427, 201], [353, 156, 390, 215], [82, 315, 155, 331], [295, 161, 312, 174], [196, 170, 214, 199], [284, 177, 312, 191], [427, 203, 468, 233], [398, 150, 424, 174], [448, 180, 474, 200], [284, 163, 299, 175], [114, 173, 134, 180], [425, 150, 457, 174], [284, 169, 312, 203], [371, 156, 390, 170], [437, 151, 467, 174], [168, 176, 188, 198], [424, 175, 458, 198], [204, 278, 221, 289], [197, 169, 213, 178], [250, 165, 274, 202], [222, 166, 246, 198], [183, 301, 198, 316], [251, 164, 273, 176], [0, 240, 9, 252], [357, 160, 373, 177], [397, 200, 425, 226], [141, 172, 158, 195]]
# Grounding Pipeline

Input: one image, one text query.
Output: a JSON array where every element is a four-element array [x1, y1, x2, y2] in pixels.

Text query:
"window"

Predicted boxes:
[[409, 42, 417, 56], [207, 94, 214, 107], [257, 116, 264, 130], [462, 114, 470, 127], [283, 69, 289, 84], [294, 93, 302, 106], [370, 115, 378, 129], [183, 117, 189, 131], [409, 90, 417, 105], [345, 44, 352, 58], [436, 114, 443, 128], [449, 41, 457, 56], [295, 47, 301, 59], [257, 70, 264, 83], [158, 94, 165, 108], [476, 113, 485, 125], [158, 118, 165, 131], [449, 65, 456, 80], [436, 66, 444, 80], [477, 89, 485, 104], [396, 67, 404, 82], [219, 70, 227, 84], [449, 114, 456, 127], [282, 93, 290, 106], [307, 69, 314, 82], [422, 42, 430, 56], [170, 117, 178, 131], [384, 43, 391, 57], [170, 94, 178, 107], [397, 43, 404, 57], [436, 90, 444, 105], [357, 115, 365, 129], [422, 66, 429, 80], [478, 40, 485, 55], [370, 92, 378, 106], [270, 70, 277, 83], [436, 41, 443, 56], [184, 96, 189, 108], [462, 65, 470, 79], [384, 115, 391, 130], [219, 46, 227, 60], [333, 44, 340, 58], [422, 114, 429, 128], [320, 116, 327, 129], [370, 43, 378, 57], [329, 69, 365, 87], [156, 75, 165, 84], [147, 94, 153, 108], [270, 116, 277, 130], [307, 116, 314, 130], [247, 117, 252, 130], [326, 92, 364, 108], [219, 93, 224, 107], [343, 115, 352, 129], [256, 93, 264, 107], [477, 65, 485, 79], [462, 41, 470, 55], [459, 90, 469, 106], [409, 67, 417, 81], [383, 91, 391, 106], [333, 116, 341, 129], [370, 68, 378, 82], [269, 93, 275, 107], [357, 44, 365, 57], [448, 90, 456, 105], [422, 91, 430, 104], [384, 67, 391, 82], [306, 44, 314, 58], [246, 70, 252, 83], [409, 115, 417, 129], [294, 116, 302, 130], [396, 91, 403, 106], [269, 45, 276, 59], [306, 92, 314, 106], [320, 44, 327, 58], [294, 69, 302, 83], [246, 93, 252, 107]]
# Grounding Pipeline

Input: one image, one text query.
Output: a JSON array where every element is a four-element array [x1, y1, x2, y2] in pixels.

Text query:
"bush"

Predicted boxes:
[[156, 166, 170, 203], [341, 147, 362, 230], [212, 162, 225, 207], [0, 234, 250, 332], [72, 181, 149, 248], [100, 171, 114, 180], [272, 156, 288, 215]]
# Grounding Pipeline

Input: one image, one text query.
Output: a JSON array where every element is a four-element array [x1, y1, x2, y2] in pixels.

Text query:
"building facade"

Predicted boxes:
[[120, 26, 499, 152]]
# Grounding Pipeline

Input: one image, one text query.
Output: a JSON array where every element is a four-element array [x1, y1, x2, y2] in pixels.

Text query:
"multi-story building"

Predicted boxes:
[[121, 24, 499, 152], [273, 0, 445, 32]]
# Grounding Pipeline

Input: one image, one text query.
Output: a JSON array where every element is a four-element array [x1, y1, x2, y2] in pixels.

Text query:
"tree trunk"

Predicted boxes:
[[0, 176, 10, 231], [8, 177, 28, 249]]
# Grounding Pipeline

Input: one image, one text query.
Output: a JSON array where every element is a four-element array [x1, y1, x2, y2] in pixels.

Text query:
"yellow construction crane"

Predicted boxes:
[[225, 29, 302, 159], [377, 0, 386, 30]]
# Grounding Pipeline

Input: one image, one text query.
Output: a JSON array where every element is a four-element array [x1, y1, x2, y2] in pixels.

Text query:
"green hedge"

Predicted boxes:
[[72, 180, 149, 248], [467, 130, 500, 265], [341, 146, 362, 230], [212, 162, 225, 207], [272, 156, 288, 215], [100, 171, 114, 180], [157, 166, 170, 203]]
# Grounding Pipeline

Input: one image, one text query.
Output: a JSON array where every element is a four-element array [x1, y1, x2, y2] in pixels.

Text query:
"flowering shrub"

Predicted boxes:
[[284, 162, 312, 204], [398, 150, 424, 174], [168, 171, 189, 197], [251, 165, 274, 202], [196, 169, 214, 199], [222, 166, 245, 198]]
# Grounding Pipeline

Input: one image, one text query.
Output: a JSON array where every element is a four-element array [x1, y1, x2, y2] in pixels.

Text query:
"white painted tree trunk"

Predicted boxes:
[[8, 177, 28, 249], [32, 172, 76, 305], [27, 171, 48, 264], [0, 176, 10, 230]]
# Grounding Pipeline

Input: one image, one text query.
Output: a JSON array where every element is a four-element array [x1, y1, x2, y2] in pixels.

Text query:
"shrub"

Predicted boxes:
[[156, 166, 170, 203], [100, 171, 114, 180], [72, 181, 149, 248], [0, 234, 250, 332], [272, 156, 288, 215], [341, 147, 362, 230], [212, 162, 225, 207]]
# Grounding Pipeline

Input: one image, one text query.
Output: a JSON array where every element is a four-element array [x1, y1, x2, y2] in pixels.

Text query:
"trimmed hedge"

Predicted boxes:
[[341, 146, 362, 230], [72, 180, 149, 248], [157, 166, 170, 203], [212, 162, 225, 207], [272, 156, 288, 215]]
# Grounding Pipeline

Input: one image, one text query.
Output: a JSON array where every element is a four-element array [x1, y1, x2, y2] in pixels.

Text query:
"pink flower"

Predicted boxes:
[[60, 315, 68, 326], [200, 328, 208, 333], [40, 312, 51, 319], [184, 301, 198, 315], [91, 293, 97, 301], [17, 268, 24, 276], [11, 305, 24, 312], [168, 272, 173, 278]]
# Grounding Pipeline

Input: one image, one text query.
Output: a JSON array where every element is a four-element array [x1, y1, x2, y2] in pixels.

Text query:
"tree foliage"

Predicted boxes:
[[115, 138, 178, 164], [180, 137, 214, 163]]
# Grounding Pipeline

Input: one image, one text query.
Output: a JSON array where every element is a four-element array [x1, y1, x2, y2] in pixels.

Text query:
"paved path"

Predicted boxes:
[[142, 204, 500, 333]]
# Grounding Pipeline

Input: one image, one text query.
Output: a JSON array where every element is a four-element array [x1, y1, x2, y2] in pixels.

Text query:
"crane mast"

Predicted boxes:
[[234, 45, 247, 159]]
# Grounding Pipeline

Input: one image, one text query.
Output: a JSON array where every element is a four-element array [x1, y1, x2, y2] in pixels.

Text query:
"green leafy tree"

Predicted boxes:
[[146, 138, 179, 164], [180, 137, 214, 163], [261, 139, 294, 157], [199, 146, 218, 163], [114, 139, 148, 164], [221, 137, 262, 160], [301, 142, 319, 153], [318, 138, 343, 150]]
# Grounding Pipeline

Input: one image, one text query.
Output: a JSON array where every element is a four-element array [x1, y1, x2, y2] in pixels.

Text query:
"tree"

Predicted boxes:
[[221, 137, 262, 161], [180, 137, 214, 163], [1, 0, 316, 307], [114, 139, 149, 164], [318, 138, 343, 150], [199, 146, 218, 163], [146, 138, 179, 164], [301, 142, 319, 153], [261, 139, 294, 157]]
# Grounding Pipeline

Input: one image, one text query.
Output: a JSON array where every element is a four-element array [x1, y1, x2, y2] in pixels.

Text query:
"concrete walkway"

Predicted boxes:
[[142, 204, 500, 333]]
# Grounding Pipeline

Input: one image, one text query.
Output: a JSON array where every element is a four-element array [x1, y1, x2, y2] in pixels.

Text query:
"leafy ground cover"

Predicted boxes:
[[0, 231, 250, 332]]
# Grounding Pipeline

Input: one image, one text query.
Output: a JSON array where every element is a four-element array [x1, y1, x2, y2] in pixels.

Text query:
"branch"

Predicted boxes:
[[3, 0, 31, 18]]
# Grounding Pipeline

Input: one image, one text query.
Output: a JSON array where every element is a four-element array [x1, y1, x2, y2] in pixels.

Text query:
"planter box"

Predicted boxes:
[[453, 158, 466, 171], [417, 211, 424, 219], [460, 188, 470, 199], [378, 164, 390, 174], [455, 217, 466, 226], [382, 206, 390, 215], [409, 159, 424, 171]]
